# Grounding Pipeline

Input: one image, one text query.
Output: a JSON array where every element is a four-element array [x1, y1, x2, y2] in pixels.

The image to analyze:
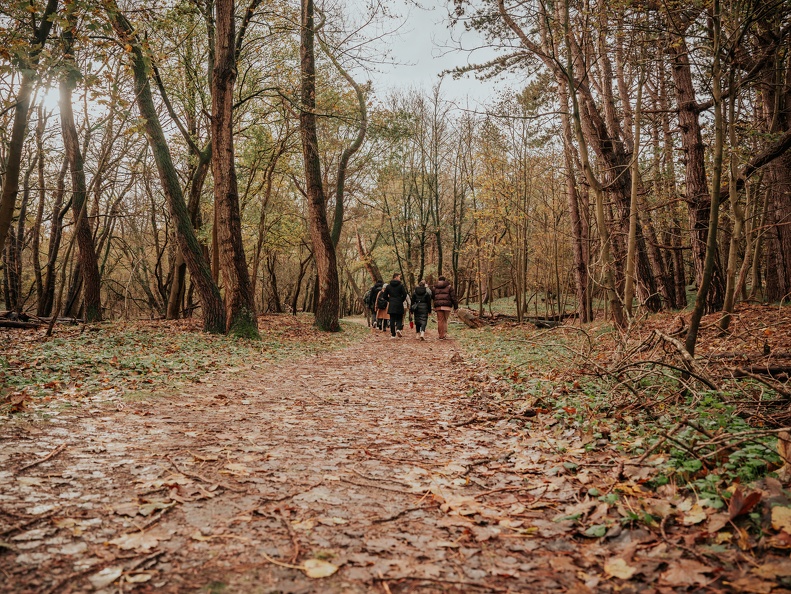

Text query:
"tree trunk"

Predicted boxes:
[[39, 157, 69, 317], [32, 108, 47, 307], [686, 3, 724, 356], [107, 1, 225, 333], [300, 0, 340, 331], [669, 28, 725, 313], [0, 0, 59, 252], [212, 0, 259, 337], [59, 34, 102, 322]]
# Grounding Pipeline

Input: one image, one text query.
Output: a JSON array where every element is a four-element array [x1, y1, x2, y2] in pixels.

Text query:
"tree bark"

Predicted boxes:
[[59, 31, 102, 322], [300, 0, 340, 331], [39, 157, 69, 317], [212, 0, 259, 337], [668, 27, 726, 313], [558, 80, 591, 322]]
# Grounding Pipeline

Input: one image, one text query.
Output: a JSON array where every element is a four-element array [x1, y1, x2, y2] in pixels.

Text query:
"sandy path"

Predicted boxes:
[[2, 330, 593, 593]]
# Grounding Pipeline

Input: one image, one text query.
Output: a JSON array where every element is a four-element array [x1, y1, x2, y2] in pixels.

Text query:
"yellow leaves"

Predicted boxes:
[[604, 557, 637, 579], [302, 559, 339, 578], [771, 506, 791, 534]]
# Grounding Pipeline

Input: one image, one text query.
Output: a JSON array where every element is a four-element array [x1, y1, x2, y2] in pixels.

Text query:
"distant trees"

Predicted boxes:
[[1, 0, 789, 349]]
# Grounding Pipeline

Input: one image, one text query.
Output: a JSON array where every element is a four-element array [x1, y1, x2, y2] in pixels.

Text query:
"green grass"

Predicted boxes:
[[0, 316, 367, 410]]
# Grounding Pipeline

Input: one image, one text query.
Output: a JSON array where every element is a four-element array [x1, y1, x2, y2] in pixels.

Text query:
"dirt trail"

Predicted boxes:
[[2, 330, 667, 592]]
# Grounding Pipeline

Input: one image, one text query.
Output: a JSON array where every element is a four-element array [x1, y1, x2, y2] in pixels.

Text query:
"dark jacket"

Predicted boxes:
[[411, 286, 432, 321], [432, 280, 458, 309], [382, 279, 408, 315], [367, 281, 384, 310]]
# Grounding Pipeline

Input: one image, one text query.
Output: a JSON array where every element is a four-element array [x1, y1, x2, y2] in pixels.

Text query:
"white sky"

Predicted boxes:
[[356, 0, 523, 106]]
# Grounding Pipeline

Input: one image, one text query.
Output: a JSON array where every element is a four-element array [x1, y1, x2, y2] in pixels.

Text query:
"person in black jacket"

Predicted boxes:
[[381, 273, 408, 338], [365, 279, 384, 331], [410, 281, 432, 340]]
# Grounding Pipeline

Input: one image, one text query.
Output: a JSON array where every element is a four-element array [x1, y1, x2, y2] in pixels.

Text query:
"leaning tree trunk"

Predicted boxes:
[[59, 34, 102, 322], [107, 1, 225, 333], [212, 0, 259, 338], [300, 0, 340, 331]]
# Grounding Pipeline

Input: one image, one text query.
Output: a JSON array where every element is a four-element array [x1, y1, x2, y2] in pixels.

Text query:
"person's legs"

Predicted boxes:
[[437, 310, 449, 338], [391, 314, 403, 337]]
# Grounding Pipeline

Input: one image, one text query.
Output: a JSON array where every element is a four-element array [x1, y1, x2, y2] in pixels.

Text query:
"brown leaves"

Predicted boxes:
[[728, 487, 762, 520], [659, 559, 715, 587]]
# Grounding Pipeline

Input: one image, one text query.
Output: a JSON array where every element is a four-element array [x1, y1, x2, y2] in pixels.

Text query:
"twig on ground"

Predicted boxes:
[[166, 455, 246, 493], [350, 467, 412, 488], [372, 505, 429, 524], [340, 477, 416, 494], [372, 575, 508, 592], [0, 510, 57, 537], [276, 507, 301, 564], [18, 442, 68, 472]]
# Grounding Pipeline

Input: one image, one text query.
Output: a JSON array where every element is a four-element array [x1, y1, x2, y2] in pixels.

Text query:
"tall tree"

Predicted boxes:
[[300, 0, 341, 331], [212, 0, 259, 338], [59, 25, 103, 322]]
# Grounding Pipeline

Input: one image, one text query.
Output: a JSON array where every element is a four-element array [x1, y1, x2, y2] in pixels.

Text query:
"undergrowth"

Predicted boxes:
[[458, 323, 783, 508]]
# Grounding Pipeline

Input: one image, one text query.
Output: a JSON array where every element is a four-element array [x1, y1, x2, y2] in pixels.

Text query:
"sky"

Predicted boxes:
[[354, 0, 523, 107]]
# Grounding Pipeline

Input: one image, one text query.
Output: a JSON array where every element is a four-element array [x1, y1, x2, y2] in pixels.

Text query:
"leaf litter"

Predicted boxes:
[[1, 310, 791, 592]]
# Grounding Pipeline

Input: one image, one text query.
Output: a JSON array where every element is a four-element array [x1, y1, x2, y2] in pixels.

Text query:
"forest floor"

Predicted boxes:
[[2, 305, 791, 593]]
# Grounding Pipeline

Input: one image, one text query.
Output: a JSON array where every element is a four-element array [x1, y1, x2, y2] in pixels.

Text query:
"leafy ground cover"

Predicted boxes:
[[456, 302, 791, 590], [0, 315, 367, 415]]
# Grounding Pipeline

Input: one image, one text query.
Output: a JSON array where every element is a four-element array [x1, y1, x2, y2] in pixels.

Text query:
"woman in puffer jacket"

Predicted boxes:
[[410, 281, 432, 340]]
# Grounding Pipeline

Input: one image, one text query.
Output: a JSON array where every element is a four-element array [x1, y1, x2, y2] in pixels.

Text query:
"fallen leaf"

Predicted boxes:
[[126, 572, 153, 583], [681, 504, 707, 526], [724, 576, 774, 593], [752, 559, 791, 579], [660, 559, 713, 586], [109, 532, 159, 551], [728, 487, 761, 520], [88, 566, 123, 589], [771, 506, 791, 534], [604, 557, 637, 580], [302, 559, 338, 578]]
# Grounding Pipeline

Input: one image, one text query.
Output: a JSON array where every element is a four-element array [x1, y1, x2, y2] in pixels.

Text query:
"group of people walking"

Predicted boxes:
[[364, 273, 458, 340]]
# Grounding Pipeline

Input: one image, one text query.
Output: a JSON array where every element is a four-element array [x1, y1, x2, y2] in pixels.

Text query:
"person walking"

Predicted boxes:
[[366, 278, 384, 332], [410, 280, 432, 340], [375, 282, 389, 332], [381, 272, 408, 338], [432, 275, 458, 339]]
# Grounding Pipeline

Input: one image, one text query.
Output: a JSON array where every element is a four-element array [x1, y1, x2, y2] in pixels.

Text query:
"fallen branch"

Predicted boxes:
[[18, 443, 68, 472], [730, 368, 791, 399]]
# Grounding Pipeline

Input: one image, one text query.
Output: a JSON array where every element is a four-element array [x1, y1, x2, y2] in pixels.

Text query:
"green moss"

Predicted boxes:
[[228, 308, 260, 340]]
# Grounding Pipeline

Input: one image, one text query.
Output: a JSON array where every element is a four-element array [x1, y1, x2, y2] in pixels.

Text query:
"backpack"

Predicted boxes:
[[363, 288, 372, 307], [376, 291, 388, 310]]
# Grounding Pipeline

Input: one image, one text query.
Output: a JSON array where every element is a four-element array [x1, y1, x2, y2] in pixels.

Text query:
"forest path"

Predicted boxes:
[[4, 328, 646, 593]]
